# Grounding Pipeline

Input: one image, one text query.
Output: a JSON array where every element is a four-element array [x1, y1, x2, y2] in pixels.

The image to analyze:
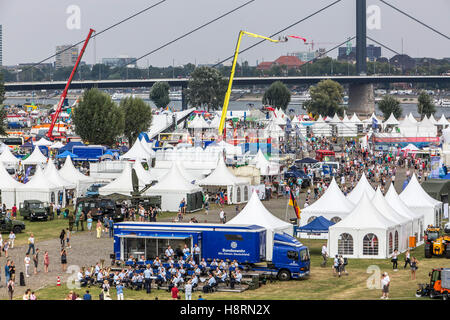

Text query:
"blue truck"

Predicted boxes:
[[113, 222, 310, 281]]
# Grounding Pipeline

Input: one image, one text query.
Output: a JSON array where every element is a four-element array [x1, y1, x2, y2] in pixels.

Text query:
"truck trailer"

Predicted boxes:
[[113, 222, 310, 281]]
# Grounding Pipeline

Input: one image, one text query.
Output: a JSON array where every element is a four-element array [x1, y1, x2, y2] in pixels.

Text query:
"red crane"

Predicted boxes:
[[47, 28, 95, 140]]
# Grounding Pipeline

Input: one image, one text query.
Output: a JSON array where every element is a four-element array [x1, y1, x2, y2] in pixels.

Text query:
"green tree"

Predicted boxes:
[[149, 81, 170, 109], [303, 79, 344, 117], [262, 81, 291, 110], [417, 91, 436, 119], [72, 88, 124, 146], [378, 95, 402, 120], [120, 97, 153, 145], [185, 66, 227, 111], [0, 72, 6, 135]]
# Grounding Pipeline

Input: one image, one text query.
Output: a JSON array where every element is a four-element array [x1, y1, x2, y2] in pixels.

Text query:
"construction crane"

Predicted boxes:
[[46, 28, 95, 141], [304, 40, 341, 51]]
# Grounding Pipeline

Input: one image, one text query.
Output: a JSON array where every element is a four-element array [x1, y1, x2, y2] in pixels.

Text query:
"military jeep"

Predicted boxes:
[[0, 214, 25, 234], [19, 200, 53, 221]]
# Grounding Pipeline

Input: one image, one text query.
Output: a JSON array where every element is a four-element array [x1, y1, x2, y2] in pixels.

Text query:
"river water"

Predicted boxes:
[[5, 97, 450, 118]]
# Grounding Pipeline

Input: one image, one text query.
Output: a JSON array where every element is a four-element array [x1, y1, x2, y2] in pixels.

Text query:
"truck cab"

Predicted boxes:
[[270, 233, 310, 280], [19, 200, 53, 221], [0, 214, 25, 234]]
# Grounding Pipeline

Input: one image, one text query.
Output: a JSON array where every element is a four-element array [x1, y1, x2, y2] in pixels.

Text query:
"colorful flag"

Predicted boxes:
[[288, 190, 301, 219]]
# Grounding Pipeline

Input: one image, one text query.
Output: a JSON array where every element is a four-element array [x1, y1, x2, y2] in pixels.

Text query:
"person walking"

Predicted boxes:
[[391, 249, 399, 271], [59, 229, 65, 248], [404, 249, 411, 269], [9, 261, 15, 282], [7, 278, 14, 300], [24, 254, 31, 278], [33, 249, 39, 275], [321, 243, 328, 267], [185, 279, 193, 300], [3, 240, 9, 258], [61, 249, 67, 272], [65, 228, 71, 249], [219, 210, 225, 224], [43, 251, 49, 273], [8, 231, 15, 249], [410, 256, 419, 280], [75, 209, 80, 232], [4, 260, 10, 286], [171, 283, 179, 300], [96, 220, 102, 239], [108, 216, 114, 238], [26, 233, 35, 255], [381, 272, 390, 299], [79, 211, 85, 232]]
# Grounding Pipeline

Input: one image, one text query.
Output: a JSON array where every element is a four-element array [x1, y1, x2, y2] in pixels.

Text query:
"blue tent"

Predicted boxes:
[[56, 150, 79, 159], [295, 216, 334, 234]]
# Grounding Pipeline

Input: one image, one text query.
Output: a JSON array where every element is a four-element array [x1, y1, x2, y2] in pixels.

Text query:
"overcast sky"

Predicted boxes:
[[1, 0, 449, 67]]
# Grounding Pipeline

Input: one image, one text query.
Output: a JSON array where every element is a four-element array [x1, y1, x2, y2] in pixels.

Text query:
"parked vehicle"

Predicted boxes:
[[416, 268, 450, 300], [85, 183, 107, 197], [75, 197, 124, 221], [113, 222, 310, 281], [19, 200, 53, 221], [0, 213, 25, 234]]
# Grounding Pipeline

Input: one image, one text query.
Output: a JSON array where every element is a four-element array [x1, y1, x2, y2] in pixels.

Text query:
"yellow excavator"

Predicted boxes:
[[424, 226, 450, 259]]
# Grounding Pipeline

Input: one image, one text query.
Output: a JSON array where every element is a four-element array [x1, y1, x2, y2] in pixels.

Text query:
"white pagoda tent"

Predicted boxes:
[[209, 116, 220, 129], [99, 162, 144, 196], [339, 114, 358, 137], [227, 190, 293, 261], [346, 173, 376, 204], [188, 115, 210, 129], [120, 138, 155, 161], [250, 149, 280, 176], [400, 173, 443, 230], [437, 114, 450, 128], [417, 115, 437, 137], [44, 160, 76, 206], [15, 165, 63, 205], [22, 147, 48, 166], [197, 156, 249, 204], [383, 113, 400, 126], [385, 183, 422, 246], [34, 137, 52, 147], [300, 178, 355, 239], [328, 192, 398, 259], [0, 162, 22, 208], [312, 115, 332, 137], [0, 147, 20, 167], [372, 188, 410, 253], [58, 155, 94, 196], [144, 162, 203, 212]]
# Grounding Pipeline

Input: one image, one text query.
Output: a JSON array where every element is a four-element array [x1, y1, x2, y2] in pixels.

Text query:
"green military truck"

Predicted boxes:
[[0, 214, 25, 234], [19, 200, 54, 221]]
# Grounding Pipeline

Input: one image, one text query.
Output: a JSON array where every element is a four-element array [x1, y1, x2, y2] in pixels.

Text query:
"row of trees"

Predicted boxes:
[[378, 91, 436, 120]]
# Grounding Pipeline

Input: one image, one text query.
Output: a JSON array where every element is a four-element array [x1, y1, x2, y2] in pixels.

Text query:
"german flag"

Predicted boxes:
[[288, 190, 301, 219]]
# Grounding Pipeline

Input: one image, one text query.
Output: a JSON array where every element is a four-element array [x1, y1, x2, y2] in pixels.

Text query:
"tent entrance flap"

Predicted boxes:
[[122, 235, 192, 260]]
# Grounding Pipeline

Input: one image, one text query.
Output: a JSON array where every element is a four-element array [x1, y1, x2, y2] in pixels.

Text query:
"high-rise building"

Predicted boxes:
[[0, 25, 3, 66], [55, 45, 79, 68], [102, 56, 137, 68], [338, 44, 381, 61]]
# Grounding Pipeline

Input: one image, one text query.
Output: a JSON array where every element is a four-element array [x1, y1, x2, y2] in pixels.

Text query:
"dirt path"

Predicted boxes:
[[0, 230, 113, 300]]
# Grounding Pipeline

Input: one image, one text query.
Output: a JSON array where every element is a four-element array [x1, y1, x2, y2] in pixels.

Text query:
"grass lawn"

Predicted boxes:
[[3, 216, 80, 247], [33, 238, 450, 300]]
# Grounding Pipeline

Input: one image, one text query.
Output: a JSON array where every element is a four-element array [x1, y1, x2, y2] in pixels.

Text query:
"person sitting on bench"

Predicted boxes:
[[202, 273, 217, 293]]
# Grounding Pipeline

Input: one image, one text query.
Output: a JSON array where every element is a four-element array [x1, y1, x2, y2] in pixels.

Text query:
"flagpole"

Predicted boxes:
[[285, 195, 289, 221]]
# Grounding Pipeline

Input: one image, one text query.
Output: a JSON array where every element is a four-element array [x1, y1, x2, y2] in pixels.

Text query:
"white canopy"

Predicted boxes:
[[428, 114, 438, 125], [401, 144, 420, 151], [301, 178, 354, 227], [251, 149, 280, 176], [120, 138, 155, 161], [50, 141, 65, 149], [227, 190, 293, 261], [0, 147, 20, 165], [99, 162, 144, 196], [328, 113, 341, 124], [197, 156, 246, 187], [383, 113, 399, 125], [385, 183, 422, 241], [132, 159, 155, 185], [44, 160, 76, 189], [350, 113, 362, 124], [0, 162, 21, 208], [22, 147, 48, 165], [34, 137, 52, 147], [407, 113, 418, 123], [328, 192, 397, 259], [59, 155, 93, 183], [346, 173, 375, 204], [437, 114, 450, 126], [399, 174, 442, 227], [188, 115, 210, 129], [209, 116, 220, 129]]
